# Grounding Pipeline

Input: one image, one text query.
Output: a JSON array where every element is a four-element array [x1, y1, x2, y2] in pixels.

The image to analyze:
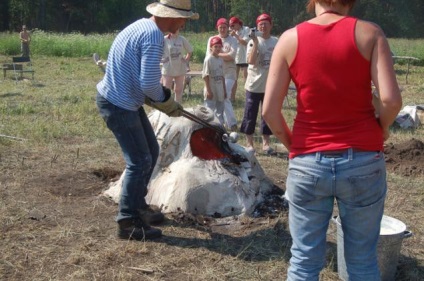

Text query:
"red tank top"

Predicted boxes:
[[288, 17, 383, 158]]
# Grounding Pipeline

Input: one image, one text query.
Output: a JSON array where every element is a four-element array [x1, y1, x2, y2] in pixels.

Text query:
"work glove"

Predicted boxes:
[[145, 86, 183, 117]]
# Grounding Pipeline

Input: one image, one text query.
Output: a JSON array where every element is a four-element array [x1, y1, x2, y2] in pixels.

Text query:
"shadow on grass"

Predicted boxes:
[[396, 254, 424, 280], [31, 82, 45, 87], [158, 221, 343, 270], [3, 77, 45, 88], [158, 219, 293, 263], [0, 92, 23, 98]]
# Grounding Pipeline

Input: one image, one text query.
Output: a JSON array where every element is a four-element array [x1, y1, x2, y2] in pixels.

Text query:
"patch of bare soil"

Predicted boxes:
[[384, 138, 424, 176], [1, 138, 423, 280]]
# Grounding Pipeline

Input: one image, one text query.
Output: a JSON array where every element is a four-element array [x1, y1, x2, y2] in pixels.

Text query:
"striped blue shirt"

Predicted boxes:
[[97, 18, 165, 111]]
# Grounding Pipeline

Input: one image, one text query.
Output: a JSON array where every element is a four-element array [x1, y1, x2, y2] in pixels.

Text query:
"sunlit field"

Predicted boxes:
[[0, 32, 423, 280]]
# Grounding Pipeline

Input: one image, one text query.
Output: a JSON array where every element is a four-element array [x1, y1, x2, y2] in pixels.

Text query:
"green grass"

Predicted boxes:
[[0, 31, 116, 58], [0, 54, 422, 149], [389, 38, 424, 65], [2, 30, 424, 66], [0, 32, 423, 147]]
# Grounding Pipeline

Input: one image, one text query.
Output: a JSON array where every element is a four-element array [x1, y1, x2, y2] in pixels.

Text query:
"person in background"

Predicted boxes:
[[263, 0, 402, 280], [202, 36, 226, 125], [229, 16, 250, 102], [206, 18, 238, 131], [96, 0, 198, 241], [239, 13, 278, 155], [161, 28, 193, 103], [19, 25, 31, 57]]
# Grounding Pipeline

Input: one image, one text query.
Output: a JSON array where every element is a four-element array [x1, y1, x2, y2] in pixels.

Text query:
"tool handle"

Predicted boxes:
[[179, 109, 226, 134]]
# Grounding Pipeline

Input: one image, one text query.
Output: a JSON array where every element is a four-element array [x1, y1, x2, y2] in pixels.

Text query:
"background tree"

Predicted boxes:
[[1, 0, 423, 38]]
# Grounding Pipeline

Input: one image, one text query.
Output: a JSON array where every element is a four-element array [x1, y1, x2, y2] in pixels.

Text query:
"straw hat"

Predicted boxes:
[[146, 0, 199, 20]]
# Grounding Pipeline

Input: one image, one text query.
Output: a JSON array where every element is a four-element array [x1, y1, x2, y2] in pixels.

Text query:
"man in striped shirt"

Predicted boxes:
[[96, 0, 198, 240]]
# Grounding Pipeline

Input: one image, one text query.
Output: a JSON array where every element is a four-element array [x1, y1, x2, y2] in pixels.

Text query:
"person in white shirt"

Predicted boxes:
[[19, 25, 31, 57], [162, 28, 193, 103], [202, 36, 226, 125], [240, 13, 278, 155], [229, 16, 250, 102], [206, 18, 238, 131]]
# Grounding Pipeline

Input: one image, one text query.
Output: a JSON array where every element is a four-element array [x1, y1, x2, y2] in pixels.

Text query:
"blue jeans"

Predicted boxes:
[[96, 93, 159, 222], [286, 149, 386, 281]]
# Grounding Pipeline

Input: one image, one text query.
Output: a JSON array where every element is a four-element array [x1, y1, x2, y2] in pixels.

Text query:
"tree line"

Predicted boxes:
[[1, 0, 423, 38]]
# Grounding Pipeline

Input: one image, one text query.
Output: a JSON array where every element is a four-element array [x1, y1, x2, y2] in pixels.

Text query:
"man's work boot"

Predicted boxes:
[[117, 218, 162, 240], [138, 205, 165, 225]]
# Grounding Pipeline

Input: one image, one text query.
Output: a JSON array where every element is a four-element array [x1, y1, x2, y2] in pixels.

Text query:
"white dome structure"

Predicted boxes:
[[103, 106, 273, 217]]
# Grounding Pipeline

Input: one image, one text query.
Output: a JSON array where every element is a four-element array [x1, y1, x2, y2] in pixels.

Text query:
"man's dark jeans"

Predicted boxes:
[[96, 93, 159, 222]]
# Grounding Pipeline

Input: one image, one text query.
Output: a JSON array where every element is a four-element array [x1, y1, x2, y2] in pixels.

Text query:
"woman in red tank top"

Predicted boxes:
[[263, 0, 402, 280]]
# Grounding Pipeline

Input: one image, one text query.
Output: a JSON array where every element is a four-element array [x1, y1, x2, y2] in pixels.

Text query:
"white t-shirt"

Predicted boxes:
[[234, 26, 250, 65], [206, 35, 237, 80], [245, 36, 278, 93], [162, 35, 193, 77], [202, 54, 226, 102]]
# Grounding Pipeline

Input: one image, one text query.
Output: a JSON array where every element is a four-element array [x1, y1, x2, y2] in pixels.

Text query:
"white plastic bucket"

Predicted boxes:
[[333, 215, 412, 281]]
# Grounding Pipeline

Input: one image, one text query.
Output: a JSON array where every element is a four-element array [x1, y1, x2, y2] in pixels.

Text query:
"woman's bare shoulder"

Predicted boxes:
[[356, 19, 385, 37], [280, 27, 297, 40]]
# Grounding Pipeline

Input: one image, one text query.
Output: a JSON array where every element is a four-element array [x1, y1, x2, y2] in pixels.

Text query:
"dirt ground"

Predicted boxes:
[[1, 138, 423, 280], [384, 138, 424, 177]]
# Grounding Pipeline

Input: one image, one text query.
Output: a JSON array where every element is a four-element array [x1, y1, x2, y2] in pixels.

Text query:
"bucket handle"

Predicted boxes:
[[403, 230, 413, 239], [331, 216, 412, 239]]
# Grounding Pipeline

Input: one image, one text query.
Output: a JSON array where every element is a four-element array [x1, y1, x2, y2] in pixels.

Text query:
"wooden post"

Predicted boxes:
[[392, 56, 420, 84]]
